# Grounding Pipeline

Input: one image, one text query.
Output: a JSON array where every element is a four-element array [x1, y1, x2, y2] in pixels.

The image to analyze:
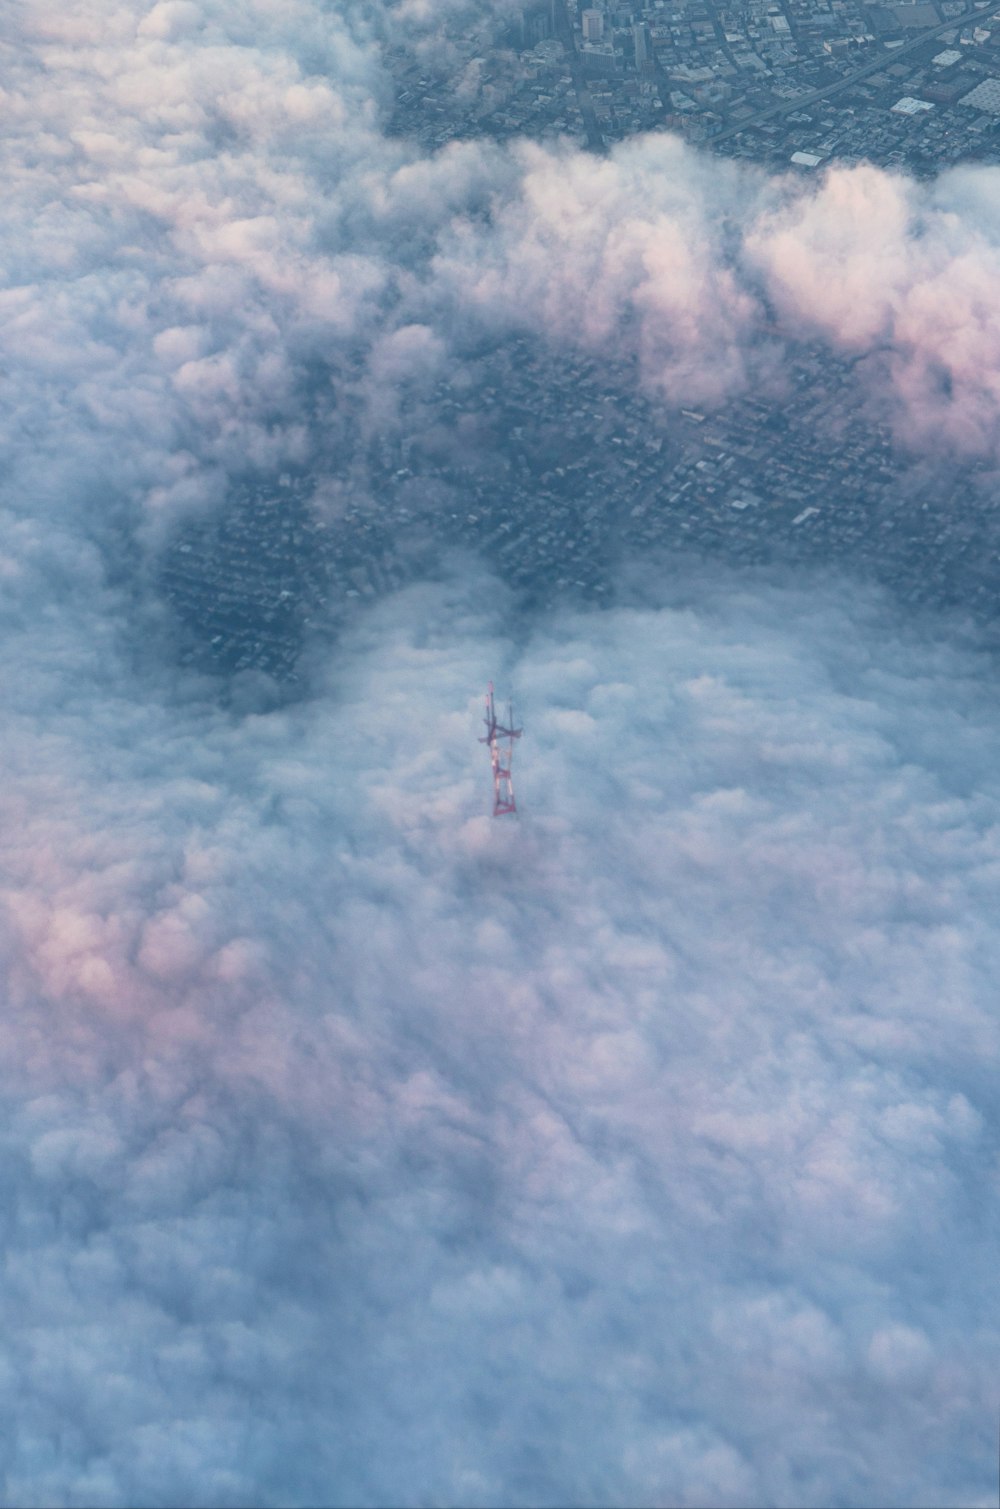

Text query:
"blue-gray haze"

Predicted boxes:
[[1, 1, 1000, 1505]]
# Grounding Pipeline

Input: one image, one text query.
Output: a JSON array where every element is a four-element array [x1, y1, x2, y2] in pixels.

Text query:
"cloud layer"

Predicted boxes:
[[4, 2, 1000, 1504], [2, 558, 1000, 1505], [7, 0, 1000, 590]]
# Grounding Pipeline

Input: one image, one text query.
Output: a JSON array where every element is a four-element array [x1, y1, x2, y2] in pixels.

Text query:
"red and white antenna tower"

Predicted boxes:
[[479, 682, 522, 816]]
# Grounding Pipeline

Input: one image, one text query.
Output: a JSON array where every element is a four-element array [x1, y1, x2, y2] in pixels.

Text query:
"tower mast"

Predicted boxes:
[[479, 682, 522, 816]]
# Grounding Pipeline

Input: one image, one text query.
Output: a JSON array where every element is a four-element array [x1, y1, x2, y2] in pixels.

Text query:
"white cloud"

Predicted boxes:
[[8, 0, 1000, 577], [3, 3, 1000, 1503], [1, 561, 1000, 1504]]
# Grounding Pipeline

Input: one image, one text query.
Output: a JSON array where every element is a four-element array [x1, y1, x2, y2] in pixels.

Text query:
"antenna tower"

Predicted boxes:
[[479, 682, 522, 816]]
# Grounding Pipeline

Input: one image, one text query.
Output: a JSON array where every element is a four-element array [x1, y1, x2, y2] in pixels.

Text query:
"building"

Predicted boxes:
[[517, 1, 555, 49], [582, 8, 605, 43]]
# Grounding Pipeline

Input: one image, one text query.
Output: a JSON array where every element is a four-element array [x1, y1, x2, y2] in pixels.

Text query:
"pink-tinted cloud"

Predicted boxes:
[[3, 4, 1000, 1501], [2, 559, 1000, 1505]]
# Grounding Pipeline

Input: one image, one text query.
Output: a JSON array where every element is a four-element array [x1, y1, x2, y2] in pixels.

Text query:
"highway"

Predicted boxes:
[[708, 0, 994, 145]]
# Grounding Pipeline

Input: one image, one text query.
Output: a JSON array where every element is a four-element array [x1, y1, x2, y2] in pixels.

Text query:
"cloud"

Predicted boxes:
[[2, 557, 1000, 1505], [431, 142, 1000, 454], [429, 135, 764, 404], [744, 163, 1000, 454], [3, 2, 1000, 1503], [8, 0, 1000, 598]]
